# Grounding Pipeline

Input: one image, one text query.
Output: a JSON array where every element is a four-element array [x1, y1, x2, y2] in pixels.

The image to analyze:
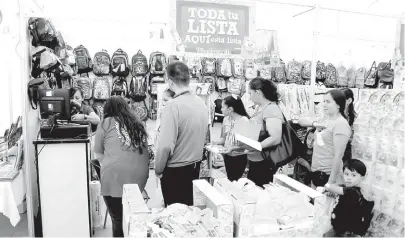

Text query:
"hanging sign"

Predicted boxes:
[[176, 1, 250, 54]]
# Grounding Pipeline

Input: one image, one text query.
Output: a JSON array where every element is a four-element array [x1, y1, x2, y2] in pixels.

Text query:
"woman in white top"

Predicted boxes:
[[212, 95, 249, 181], [299, 89, 351, 187]]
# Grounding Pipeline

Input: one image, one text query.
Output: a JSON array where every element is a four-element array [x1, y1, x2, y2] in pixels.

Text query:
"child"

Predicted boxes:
[[323, 159, 374, 237], [293, 128, 315, 186], [212, 95, 250, 181]]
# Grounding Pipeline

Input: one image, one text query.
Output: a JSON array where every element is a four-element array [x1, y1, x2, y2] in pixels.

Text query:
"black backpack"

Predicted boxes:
[[331, 189, 374, 236], [213, 99, 224, 123]]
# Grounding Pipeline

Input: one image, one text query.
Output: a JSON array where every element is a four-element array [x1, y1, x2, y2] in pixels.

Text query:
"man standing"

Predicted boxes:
[[155, 62, 209, 206]]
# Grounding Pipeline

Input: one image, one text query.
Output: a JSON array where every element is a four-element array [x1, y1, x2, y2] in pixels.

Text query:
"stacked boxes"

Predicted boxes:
[[192, 179, 233, 237], [122, 184, 151, 238]]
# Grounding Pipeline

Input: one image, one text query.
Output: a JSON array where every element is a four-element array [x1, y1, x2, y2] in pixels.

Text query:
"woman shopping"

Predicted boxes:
[[298, 89, 351, 187], [243, 77, 284, 187], [94, 96, 149, 237], [70, 87, 100, 131], [212, 95, 249, 181]]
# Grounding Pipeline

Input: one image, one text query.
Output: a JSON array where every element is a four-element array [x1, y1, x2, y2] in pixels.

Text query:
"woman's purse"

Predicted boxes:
[[258, 106, 305, 169]]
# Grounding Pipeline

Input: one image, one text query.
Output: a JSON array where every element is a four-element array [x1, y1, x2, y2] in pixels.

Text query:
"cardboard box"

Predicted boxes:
[[213, 178, 257, 237], [273, 174, 326, 237], [122, 184, 151, 238], [192, 179, 233, 238]]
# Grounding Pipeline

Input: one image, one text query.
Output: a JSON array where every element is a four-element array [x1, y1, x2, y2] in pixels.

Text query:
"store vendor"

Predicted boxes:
[[70, 87, 100, 131]]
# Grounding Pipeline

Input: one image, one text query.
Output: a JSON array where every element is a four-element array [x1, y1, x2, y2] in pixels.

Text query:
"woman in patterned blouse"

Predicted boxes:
[[94, 96, 149, 237], [212, 95, 250, 181]]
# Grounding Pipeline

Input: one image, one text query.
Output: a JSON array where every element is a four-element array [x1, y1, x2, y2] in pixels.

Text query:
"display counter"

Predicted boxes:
[[33, 138, 92, 237]]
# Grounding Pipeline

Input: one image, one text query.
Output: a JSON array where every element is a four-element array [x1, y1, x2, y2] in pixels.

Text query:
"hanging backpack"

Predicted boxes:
[[202, 58, 216, 76], [93, 76, 110, 100], [111, 77, 128, 97], [286, 60, 303, 84], [216, 58, 233, 77], [111, 49, 130, 77], [130, 101, 149, 121], [92, 101, 106, 121], [228, 77, 244, 95], [201, 76, 215, 93], [129, 76, 148, 101], [27, 77, 47, 110], [271, 60, 287, 83], [337, 65, 348, 88], [325, 63, 337, 88], [213, 99, 224, 123], [377, 61, 394, 89], [232, 59, 244, 78], [73, 77, 92, 100], [244, 59, 257, 80], [131, 50, 148, 76], [186, 57, 201, 79], [347, 67, 357, 88], [149, 52, 167, 75], [301, 60, 312, 83], [316, 61, 327, 82], [364, 61, 379, 88], [149, 75, 165, 96], [28, 18, 58, 48], [215, 77, 228, 93], [74, 45, 92, 74], [355, 67, 367, 89], [259, 65, 272, 80], [93, 50, 111, 76], [168, 55, 180, 64]]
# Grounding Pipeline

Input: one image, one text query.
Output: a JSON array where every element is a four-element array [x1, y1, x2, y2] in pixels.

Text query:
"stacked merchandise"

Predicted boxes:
[[278, 84, 311, 120], [122, 181, 233, 238], [351, 89, 404, 237], [213, 175, 326, 237]]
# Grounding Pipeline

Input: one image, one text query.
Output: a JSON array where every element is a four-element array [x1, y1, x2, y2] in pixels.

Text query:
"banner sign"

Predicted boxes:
[[176, 1, 250, 54]]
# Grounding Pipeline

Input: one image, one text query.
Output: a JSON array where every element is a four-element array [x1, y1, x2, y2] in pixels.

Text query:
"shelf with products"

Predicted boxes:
[[350, 89, 404, 237]]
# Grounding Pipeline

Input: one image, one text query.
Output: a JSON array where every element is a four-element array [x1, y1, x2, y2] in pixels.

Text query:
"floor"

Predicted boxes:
[[0, 212, 29, 237], [0, 120, 222, 238]]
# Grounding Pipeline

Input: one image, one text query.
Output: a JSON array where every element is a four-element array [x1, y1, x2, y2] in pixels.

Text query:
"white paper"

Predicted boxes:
[[316, 131, 325, 146], [233, 120, 261, 141], [235, 133, 262, 151]]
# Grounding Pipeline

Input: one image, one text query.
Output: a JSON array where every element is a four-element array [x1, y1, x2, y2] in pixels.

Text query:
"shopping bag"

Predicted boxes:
[[152, 177, 165, 209], [319, 194, 336, 234]]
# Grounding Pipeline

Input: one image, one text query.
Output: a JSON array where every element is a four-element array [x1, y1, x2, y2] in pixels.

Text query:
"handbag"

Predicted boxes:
[[377, 61, 394, 84], [258, 105, 305, 169]]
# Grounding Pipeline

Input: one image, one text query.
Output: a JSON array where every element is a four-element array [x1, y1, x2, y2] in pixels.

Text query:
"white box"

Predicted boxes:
[[213, 178, 256, 237], [273, 174, 326, 237], [122, 184, 151, 238], [193, 179, 233, 238]]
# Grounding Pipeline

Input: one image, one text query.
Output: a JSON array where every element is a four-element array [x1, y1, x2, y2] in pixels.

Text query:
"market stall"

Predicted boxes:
[[1, 0, 401, 237]]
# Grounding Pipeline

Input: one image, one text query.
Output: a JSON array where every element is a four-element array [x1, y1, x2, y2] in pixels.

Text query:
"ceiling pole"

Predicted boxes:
[[309, 3, 320, 117]]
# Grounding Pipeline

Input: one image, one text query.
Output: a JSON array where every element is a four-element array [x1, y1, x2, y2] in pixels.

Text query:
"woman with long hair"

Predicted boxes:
[[212, 95, 250, 181], [341, 88, 357, 162], [242, 77, 284, 187], [299, 89, 351, 187], [94, 96, 149, 237]]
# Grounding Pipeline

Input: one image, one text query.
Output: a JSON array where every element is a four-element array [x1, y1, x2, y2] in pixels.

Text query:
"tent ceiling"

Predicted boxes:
[[250, 0, 405, 18]]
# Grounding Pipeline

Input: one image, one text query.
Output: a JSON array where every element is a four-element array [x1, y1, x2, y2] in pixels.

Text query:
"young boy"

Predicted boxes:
[[323, 159, 374, 237]]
